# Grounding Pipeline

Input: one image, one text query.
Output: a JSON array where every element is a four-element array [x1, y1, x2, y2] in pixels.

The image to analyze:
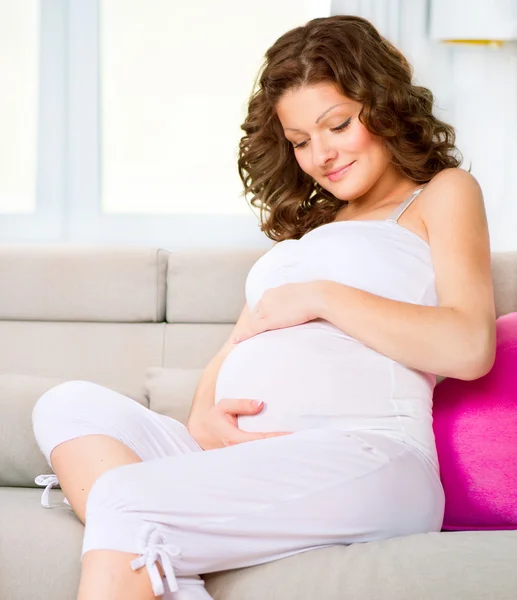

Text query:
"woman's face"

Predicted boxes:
[[276, 83, 393, 202]]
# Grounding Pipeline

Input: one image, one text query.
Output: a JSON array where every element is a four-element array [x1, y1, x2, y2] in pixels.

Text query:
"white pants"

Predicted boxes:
[[32, 381, 445, 600]]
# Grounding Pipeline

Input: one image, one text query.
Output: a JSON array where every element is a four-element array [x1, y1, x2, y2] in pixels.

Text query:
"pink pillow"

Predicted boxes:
[[432, 312, 517, 531]]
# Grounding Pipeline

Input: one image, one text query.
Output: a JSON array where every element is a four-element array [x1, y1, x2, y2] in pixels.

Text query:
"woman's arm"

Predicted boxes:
[[314, 169, 496, 380]]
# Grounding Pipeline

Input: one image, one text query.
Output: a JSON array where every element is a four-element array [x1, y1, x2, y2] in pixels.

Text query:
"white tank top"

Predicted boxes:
[[215, 188, 439, 470]]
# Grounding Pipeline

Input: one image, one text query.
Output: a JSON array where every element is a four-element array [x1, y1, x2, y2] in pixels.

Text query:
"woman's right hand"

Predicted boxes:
[[187, 399, 292, 450]]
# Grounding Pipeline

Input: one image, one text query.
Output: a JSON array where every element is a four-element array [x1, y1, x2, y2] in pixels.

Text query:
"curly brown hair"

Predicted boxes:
[[237, 15, 462, 242]]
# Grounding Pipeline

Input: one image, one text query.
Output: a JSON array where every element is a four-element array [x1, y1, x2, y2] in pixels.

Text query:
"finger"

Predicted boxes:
[[233, 318, 264, 343], [216, 398, 265, 415], [232, 329, 252, 343]]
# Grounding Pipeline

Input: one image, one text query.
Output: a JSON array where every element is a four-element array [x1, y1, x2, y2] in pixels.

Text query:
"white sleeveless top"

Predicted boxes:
[[214, 189, 439, 470]]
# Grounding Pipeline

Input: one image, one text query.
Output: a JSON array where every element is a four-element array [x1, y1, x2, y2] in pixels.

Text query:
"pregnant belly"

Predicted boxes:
[[214, 322, 393, 433]]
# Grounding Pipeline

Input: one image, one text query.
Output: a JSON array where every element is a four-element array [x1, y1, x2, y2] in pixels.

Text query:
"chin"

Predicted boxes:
[[334, 178, 376, 203], [333, 188, 353, 202], [322, 182, 359, 202]]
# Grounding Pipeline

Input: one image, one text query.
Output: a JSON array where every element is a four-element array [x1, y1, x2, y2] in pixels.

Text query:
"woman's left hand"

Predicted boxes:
[[232, 282, 324, 343]]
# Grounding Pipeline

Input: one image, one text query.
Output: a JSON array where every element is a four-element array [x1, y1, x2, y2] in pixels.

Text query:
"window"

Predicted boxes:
[[1, 0, 315, 247], [92, 0, 309, 247], [0, 0, 39, 215], [0, 0, 65, 243]]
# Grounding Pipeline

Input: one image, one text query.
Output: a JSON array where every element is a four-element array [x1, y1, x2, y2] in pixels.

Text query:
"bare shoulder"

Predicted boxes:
[[418, 168, 483, 224], [417, 168, 487, 254], [426, 166, 480, 189]]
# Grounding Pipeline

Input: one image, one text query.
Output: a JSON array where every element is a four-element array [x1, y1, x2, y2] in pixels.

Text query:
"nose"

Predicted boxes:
[[313, 144, 337, 168]]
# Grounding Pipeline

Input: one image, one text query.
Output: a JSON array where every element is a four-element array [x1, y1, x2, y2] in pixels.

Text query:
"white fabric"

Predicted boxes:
[[216, 188, 439, 468], [130, 524, 181, 595], [33, 381, 445, 599], [34, 474, 70, 508]]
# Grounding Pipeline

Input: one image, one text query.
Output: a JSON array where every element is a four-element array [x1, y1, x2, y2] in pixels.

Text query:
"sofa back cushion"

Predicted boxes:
[[0, 374, 71, 486], [0, 245, 168, 322]]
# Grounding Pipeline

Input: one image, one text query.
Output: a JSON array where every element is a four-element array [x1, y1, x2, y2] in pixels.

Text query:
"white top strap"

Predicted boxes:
[[387, 188, 425, 223]]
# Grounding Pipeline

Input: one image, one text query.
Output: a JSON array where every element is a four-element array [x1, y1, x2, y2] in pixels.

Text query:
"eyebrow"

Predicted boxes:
[[283, 102, 352, 133]]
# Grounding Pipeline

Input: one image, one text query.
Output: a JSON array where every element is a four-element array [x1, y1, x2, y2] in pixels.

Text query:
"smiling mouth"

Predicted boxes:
[[326, 161, 356, 181]]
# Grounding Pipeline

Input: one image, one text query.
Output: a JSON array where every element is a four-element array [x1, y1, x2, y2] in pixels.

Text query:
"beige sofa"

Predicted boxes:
[[0, 244, 516, 600]]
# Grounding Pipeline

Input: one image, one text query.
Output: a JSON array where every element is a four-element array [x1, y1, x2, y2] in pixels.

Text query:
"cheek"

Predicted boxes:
[[349, 127, 389, 170], [294, 153, 313, 176], [345, 123, 376, 153]]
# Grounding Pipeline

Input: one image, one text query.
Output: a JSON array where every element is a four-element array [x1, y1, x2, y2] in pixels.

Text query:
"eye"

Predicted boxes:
[[293, 117, 352, 150], [331, 117, 352, 132], [291, 117, 352, 150]]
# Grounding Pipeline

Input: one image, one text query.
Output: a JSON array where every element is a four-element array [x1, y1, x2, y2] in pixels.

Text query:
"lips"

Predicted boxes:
[[326, 161, 355, 182]]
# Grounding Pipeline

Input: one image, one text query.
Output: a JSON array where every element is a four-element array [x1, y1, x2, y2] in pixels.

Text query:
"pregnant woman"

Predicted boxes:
[[32, 15, 496, 600]]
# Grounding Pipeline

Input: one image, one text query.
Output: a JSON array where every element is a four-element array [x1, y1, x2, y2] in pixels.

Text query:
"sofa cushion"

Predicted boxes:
[[205, 529, 517, 600], [0, 245, 169, 322], [0, 488, 83, 600], [0, 321, 163, 403], [492, 251, 517, 317], [433, 313, 517, 530], [166, 249, 265, 323], [1, 488, 516, 600], [163, 323, 233, 368], [144, 367, 203, 425], [0, 374, 69, 486]]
